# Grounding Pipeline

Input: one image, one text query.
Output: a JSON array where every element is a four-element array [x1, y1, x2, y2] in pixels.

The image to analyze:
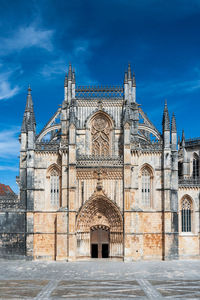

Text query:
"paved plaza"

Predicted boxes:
[[0, 260, 200, 299]]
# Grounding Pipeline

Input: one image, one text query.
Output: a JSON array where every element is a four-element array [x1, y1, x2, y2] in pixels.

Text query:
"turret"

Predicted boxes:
[[162, 100, 170, 148], [171, 113, 177, 151], [162, 101, 178, 259], [20, 86, 36, 149], [26, 86, 36, 150], [64, 63, 76, 104], [181, 129, 185, 148], [132, 70, 136, 103], [19, 86, 36, 210], [124, 71, 128, 101], [123, 64, 136, 103], [64, 73, 68, 101]]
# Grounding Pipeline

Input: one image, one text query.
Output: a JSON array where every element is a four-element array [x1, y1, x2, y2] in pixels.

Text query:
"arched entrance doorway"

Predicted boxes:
[[76, 193, 123, 259], [91, 225, 110, 258]]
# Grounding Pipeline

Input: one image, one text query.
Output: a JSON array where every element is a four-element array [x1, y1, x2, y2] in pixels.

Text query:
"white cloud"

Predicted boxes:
[[0, 67, 21, 100], [0, 127, 20, 159], [0, 166, 18, 171], [140, 78, 200, 98], [41, 58, 66, 78], [0, 81, 20, 100], [0, 24, 54, 55], [40, 38, 101, 85]]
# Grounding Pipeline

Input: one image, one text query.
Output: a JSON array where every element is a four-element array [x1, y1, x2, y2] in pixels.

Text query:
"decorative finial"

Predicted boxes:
[[28, 84, 32, 94], [128, 63, 132, 80], [124, 71, 128, 83]]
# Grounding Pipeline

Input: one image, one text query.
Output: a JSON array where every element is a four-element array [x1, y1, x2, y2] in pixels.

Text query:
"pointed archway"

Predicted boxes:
[[76, 189, 123, 259]]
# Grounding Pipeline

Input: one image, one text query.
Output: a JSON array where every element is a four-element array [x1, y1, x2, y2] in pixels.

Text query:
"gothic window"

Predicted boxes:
[[141, 168, 151, 206], [50, 169, 60, 206], [193, 155, 199, 179], [178, 161, 183, 177], [91, 114, 111, 156], [181, 197, 192, 232]]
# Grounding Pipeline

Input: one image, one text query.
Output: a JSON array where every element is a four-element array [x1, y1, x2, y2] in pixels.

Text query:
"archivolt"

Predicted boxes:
[[76, 195, 123, 233]]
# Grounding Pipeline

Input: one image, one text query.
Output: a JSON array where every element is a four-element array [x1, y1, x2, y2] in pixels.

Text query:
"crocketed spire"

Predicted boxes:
[[68, 63, 72, 80], [132, 69, 136, 87], [124, 71, 128, 83], [72, 68, 75, 83], [64, 73, 68, 87], [181, 129, 185, 147], [162, 100, 170, 131], [128, 63, 132, 80], [25, 85, 34, 112], [21, 85, 36, 133], [171, 112, 177, 133]]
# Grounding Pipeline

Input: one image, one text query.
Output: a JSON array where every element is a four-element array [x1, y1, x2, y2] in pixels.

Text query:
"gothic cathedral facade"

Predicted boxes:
[[18, 64, 200, 261]]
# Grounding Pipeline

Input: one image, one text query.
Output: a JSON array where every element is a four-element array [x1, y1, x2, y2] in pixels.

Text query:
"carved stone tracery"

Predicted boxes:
[[91, 114, 111, 156]]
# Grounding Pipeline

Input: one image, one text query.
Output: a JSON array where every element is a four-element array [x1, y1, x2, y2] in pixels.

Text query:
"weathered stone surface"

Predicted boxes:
[[1, 64, 199, 261]]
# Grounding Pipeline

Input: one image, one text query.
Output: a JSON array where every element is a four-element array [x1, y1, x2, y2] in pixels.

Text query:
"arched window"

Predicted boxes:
[[91, 114, 111, 156], [181, 197, 192, 232], [141, 168, 151, 206], [50, 169, 60, 206], [193, 155, 199, 179]]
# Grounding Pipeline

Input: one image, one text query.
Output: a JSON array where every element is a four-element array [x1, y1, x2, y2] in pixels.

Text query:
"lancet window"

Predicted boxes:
[[181, 197, 192, 232], [50, 169, 60, 206], [91, 114, 111, 156], [141, 168, 151, 206]]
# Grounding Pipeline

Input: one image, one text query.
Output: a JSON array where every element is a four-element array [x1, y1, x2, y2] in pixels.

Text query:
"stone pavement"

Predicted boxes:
[[0, 260, 200, 299]]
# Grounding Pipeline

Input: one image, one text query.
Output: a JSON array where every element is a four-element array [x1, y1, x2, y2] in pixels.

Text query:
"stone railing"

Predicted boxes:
[[179, 177, 200, 186], [75, 85, 123, 99], [185, 137, 200, 147], [35, 141, 60, 151], [77, 155, 123, 167]]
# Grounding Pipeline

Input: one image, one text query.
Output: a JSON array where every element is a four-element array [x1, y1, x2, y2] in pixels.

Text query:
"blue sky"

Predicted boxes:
[[0, 0, 200, 193]]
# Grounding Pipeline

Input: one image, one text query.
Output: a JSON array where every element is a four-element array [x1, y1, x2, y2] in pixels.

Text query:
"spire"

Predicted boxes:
[[162, 100, 170, 131], [181, 129, 185, 147], [128, 63, 132, 80], [124, 71, 128, 83], [24, 85, 36, 131], [68, 63, 72, 80], [132, 69, 136, 87], [25, 85, 33, 112], [64, 73, 68, 87], [72, 68, 75, 83], [171, 112, 177, 132]]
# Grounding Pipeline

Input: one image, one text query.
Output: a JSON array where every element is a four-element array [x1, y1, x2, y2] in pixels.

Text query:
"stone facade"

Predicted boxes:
[[1, 64, 199, 261], [0, 184, 26, 258]]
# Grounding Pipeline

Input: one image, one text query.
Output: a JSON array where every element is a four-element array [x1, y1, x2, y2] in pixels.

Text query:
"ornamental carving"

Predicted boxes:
[[182, 197, 192, 209], [91, 114, 111, 156]]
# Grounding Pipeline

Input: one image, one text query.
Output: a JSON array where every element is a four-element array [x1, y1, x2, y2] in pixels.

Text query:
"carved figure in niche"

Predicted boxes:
[[91, 115, 110, 156]]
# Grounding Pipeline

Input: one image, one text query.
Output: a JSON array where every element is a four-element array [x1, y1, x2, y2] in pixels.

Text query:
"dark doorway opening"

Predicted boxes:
[[91, 244, 98, 258], [102, 244, 109, 258], [90, 226, 110, 258]]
